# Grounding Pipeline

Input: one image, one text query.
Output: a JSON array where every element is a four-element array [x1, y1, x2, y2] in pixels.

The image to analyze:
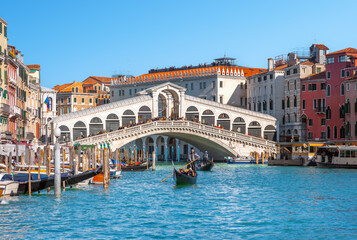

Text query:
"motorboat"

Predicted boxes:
[[0, 181, 19, 196], [226, 156, 255, 164], [315, 145, 357, 169]]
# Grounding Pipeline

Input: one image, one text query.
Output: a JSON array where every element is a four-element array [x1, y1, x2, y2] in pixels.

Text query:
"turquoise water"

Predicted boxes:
[[1, 164, 356, 239]]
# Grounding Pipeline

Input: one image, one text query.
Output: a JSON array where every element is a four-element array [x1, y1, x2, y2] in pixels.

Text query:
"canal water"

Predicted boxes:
[[0, 164, 356, 239]]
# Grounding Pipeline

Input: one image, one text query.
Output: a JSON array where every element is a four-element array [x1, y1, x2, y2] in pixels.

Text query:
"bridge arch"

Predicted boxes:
[[138, 106, 152, 122], [201, 109, 215, 125], [59, 125, 70, 143], [106, 113, 120, 132], [248, 121, 261, 137], [185, 106, 199, 121], [122, 109, 136, 126], [73, 121, 87, 140], [264, 125, 276, 141], [217, 113, 230, 130], [232, 117, 246, 134], [90, 117, 104, 135]]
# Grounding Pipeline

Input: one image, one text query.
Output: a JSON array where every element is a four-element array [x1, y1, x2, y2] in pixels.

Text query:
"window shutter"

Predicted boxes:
[[0, 22, 2, 34]]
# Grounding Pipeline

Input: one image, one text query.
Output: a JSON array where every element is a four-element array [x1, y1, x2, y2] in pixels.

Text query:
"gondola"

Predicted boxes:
[[17, 173, 71, 194], [121, 162, 152, 172], [196, 160, 214, 171], [65, 167, 103, 187], [173, 168, 197, 185]]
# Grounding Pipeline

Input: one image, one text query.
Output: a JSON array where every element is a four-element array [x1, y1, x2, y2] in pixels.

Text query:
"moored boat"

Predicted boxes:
[[196, 160, 214, 171], [65, 167, 103, 186], [173, 168, 197, 185], [315, 145, 357, 169], [226, 156, 255, 164], [0, 181, 19, 196], [121, 161, 151, 171]]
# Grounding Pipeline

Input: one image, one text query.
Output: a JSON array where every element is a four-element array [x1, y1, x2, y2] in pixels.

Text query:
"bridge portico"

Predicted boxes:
[[52, 82, 277, 159]]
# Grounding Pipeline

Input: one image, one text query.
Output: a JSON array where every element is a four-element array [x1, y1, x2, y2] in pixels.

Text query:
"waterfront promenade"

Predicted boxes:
[[1, 164, 356, 239]]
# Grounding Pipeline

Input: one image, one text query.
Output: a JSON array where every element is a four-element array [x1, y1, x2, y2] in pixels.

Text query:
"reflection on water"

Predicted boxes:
[[0, 164, 356, 239]]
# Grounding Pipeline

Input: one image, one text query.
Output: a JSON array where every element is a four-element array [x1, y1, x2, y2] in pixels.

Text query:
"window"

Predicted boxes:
[[327, 126, 330, 139], [327, 57, 334, 64], [203, 82, 206, 89], [72, 87, 74, 92], [68, 98, 71, 103], [321, 132, 326, 139], [321, 118, 326, 126], [61, 108, 64, 114], [317, 67, 321, 73], [309, 119, 313, 126], [326, 107, 331, 119], [321, 83, 326, 90], [327, 72, 331, 79], [287, 70, 290, 76], [191, 83, 194, 90], [334, 126, 337, 138], [341, 84, 345, 96], [74, 97, 77, 103], [313, 99, 316, 109], [212, 81, 215, 88], [81, 98, 85, 104], [347, 83, 350, 91], [220, 96, 223, 103], [99, 86, 101, 91], [129, 89, 132, 96], [270, 74, 273, 79], [341, 70, 345, 78], [308, 84, 317, 91], [240, 98, 243, 106], [219, 81, 223, 88], [294, 96, 297, 107], [338, 55, 346, 63], [122, 90, 125, 96], [293, 68, 297, 74], [76, 87, 78, 93], [212, 96, 215, 101], [111, 91, 114, 97], [327, 85, 331, 97], [282, 100, 285, 109], [95, 98, 98, 104], [302, 100, 306, 109], [68, 108, 71, 113], [346, 71, 350, 77], [287, 97, 290, 108], [308, 132, 313, 140], [60, 98, 64, 104], [270, 100, 273, 110], [200, 82, 202, 89], [185, 83, 188, 89], [4, 26, 7, 38], [89, 98, 92, 104], [264, 76, 267, 80], [302, 84, 305, 91]]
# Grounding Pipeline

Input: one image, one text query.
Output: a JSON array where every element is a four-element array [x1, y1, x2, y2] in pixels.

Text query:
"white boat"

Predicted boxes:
[[315, 145, 357, 169], [110, 168, 122, 179], [0, 181, 19, 197], [226, 156, 255, 164]]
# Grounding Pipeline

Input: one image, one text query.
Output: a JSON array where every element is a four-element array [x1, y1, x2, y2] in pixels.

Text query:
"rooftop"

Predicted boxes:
[[302, 71, 326, 81], [327, 47, 357, 56], [27, 64, 41, 70]]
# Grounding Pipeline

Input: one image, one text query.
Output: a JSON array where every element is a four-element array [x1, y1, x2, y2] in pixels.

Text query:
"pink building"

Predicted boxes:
[[325, 48, 357, 140], [344, 71, 357, 139], [300, 71, 326, 141]]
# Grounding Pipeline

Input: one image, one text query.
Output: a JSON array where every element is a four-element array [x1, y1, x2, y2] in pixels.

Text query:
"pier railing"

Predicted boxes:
[[72, 120, 276, 148]]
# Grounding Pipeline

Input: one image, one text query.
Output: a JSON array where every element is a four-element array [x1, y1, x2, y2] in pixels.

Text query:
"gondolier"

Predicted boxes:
[[203, 151, 209, 165], [188, 148, 200, 170]]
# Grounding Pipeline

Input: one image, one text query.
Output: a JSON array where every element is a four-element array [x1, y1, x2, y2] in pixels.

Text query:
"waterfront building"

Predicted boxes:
[[40, 86, 57, 144], [53, 76, 114, 115], [343, 69, 357, 140], [300, 71, 326, 141], [246, 58, 286, 141], [281, 44, 328, 142], [110, 57, 265, 108], [325, 48, 357, 140]]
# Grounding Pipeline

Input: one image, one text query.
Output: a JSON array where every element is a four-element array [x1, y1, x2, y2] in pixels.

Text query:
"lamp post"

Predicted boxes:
[[54, 126, 61, 196]]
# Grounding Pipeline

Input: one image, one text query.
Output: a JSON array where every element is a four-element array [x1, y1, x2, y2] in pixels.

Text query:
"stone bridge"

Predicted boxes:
[[51, 82, 277, 159]]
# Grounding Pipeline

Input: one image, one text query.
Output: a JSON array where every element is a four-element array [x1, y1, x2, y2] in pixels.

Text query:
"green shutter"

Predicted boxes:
[[0, 22, 2, 34], [4, 26, 7, 38]]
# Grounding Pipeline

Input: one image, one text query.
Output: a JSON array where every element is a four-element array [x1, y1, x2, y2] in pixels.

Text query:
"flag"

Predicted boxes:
[[44, 96, 50, 112]]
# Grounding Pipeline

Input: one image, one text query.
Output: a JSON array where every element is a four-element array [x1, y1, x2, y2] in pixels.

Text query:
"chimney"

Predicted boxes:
[[268, 58, 274, 71]]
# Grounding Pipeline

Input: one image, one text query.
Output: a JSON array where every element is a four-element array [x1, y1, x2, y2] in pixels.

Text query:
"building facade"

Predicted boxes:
[[325, 48, 357, 140], [344, 73, 357, 139]]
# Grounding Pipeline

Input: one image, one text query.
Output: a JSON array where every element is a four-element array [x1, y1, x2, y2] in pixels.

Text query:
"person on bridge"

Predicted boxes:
[[188, 148, 200, 171]]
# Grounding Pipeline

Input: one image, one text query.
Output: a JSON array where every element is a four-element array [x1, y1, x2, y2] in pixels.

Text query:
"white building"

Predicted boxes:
[[247, 58, 286, 141]]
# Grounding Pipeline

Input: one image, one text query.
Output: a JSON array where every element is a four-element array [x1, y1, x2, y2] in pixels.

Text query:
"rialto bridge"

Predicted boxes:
[[51, 82, 277, 160]]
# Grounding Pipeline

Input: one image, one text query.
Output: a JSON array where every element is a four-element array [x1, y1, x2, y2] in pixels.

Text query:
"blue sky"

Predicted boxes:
[[1, 0, 356, 88]]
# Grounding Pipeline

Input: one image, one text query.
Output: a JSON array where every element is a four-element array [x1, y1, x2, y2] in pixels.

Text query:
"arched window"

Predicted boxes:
[[248, 121, 262, 137], [269, 99, 273, 110], [326, 126, 330, 139], [217, 113, 230, 130], [89, 117, 103, 135], [122, 109, 136, 126], [294, 96, 297, 107], [73, 121, 87, 140], [333, 126, 337, 139], [287, 97, 290, 108], [264, 125, 276, 141], [326, 85, 331, 97], [340, 126, 345, 138], [186, 106, 199, 121], [263, 101, 267, 111], [341, 83, 345, 96], [138, 106, 152, 122], [201, 110, 215, 125], [106, 113, 120, 131]]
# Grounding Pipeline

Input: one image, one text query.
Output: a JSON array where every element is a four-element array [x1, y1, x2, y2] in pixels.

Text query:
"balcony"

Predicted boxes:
[[0, 103, 10, 117], [9, 76, 16, 87], [26, 132, 34, 141], [10, 105, 21, 119], [315, 106, 326, 114]]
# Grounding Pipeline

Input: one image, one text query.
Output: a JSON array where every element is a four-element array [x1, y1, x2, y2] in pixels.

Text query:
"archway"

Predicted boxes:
[[59, 125, 70, 143], [73, 121, 87, 140], [185, 106, 199, 121], [248, 121, 261, 137], [158, 94, 167, 118], [264, 125, 276, 141], [106, 113, 119, 132], [89, 117, 104, 135], [217, 113, 230, 130], [122, 109, 136, 126], [145, 137, 155, 155], [156, 136, 166, 161], [201, 110, 215, 125], [232, 117, 246, 134], [138, 106, 152, 123]]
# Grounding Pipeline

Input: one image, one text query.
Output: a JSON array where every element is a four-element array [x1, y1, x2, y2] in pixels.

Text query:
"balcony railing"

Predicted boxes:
[[315, 106, 326, 114], [0, 103, 10, 116]]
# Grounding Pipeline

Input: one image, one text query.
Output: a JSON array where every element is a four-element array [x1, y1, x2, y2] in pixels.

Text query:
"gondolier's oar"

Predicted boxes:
[[160, 158, 198, 183]]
